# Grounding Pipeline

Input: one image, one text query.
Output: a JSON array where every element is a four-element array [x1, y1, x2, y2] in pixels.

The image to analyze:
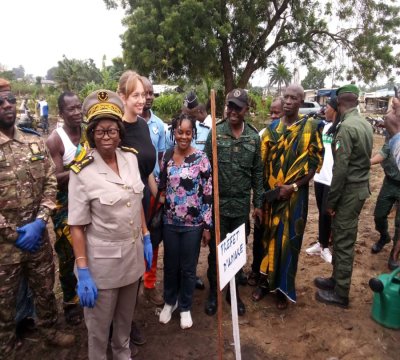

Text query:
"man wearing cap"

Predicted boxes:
[[45, 91, 88, 325], [204, 88, 263, 316], [260, 84, 324, 309], [315, 84, 373, 307], [0, 78, 74, 357]]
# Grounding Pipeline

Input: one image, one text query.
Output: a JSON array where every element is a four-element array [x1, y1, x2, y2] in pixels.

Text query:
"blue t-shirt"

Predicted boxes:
[[146, 110, 166, 177]]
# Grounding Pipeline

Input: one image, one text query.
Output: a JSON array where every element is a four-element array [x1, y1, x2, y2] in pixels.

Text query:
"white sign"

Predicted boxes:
[[218, 223, 246, 291]]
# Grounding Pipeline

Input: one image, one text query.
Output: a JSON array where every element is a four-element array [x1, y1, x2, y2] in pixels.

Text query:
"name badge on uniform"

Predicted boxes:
[[152, 126, 159, 135], [29, 142, 41, 155]]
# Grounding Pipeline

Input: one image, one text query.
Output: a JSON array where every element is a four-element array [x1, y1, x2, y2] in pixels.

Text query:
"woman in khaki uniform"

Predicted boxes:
[[68, 90, 152, 360]]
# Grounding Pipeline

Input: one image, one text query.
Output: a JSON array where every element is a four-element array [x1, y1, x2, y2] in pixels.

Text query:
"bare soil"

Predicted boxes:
[[16, 128, 400, 360]]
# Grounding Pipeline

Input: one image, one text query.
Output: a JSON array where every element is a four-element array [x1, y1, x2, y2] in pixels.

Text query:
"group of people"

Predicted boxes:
[[1, 71, 400, 359]]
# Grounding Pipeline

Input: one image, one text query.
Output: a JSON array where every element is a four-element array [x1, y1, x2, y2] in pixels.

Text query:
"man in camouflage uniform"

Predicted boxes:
[[0, 78, 74, 358], [315, 84, 373, 307], [204, 88, 263, 316]]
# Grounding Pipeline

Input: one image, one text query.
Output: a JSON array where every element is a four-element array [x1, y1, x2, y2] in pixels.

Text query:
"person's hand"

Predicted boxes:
[[279, 184, 294, 200], [252, 208, 263, 225], [201, 229, 211, 247], [15, 219, 46, 252], [143, 233, 153, 271], [326, 208, 335, 217], [77, 267, 98, 308], [384, 97, 400, 137]]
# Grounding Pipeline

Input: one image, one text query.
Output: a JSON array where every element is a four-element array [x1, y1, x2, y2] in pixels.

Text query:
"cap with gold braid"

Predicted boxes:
[[82, 89, 124, 122]]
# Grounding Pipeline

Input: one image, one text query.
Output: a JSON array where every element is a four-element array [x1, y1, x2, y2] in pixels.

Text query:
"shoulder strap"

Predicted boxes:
[[158, 148, 174, 191]]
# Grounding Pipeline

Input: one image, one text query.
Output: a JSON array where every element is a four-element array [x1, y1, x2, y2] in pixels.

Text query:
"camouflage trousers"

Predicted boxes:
[[0, 233, 58, 359], [54, 226, 78, 305]]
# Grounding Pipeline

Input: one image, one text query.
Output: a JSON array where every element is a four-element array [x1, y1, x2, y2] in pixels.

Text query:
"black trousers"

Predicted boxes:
[[314, 181, 331, 248]]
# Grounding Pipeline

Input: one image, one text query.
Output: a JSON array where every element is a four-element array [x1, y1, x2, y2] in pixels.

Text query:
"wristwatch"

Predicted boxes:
[[292, 183, 298, 192]]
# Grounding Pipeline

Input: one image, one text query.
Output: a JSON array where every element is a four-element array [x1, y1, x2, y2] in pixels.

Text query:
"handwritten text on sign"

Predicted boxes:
[[218, 223, 246, 290]]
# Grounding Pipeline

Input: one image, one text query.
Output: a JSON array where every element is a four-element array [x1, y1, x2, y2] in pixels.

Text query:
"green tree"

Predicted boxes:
[[301, 66, 330, 89], [104, 0, 400, 93], [55, 55, 102, 92], [12, 65, 25, 79], [46, 66, 58, 81], [269, 61, 292, 95]]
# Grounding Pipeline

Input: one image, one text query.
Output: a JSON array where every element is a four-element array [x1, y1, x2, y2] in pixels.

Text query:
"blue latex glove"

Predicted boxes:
[[144, 233, 153, 271], [77, 267, 98, 308], [16, 219, 46, 252]]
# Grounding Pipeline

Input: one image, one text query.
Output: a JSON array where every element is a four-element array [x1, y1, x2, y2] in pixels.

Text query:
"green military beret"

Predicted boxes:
[[82, 89, 124, 122], [336, 84, 360, 97]]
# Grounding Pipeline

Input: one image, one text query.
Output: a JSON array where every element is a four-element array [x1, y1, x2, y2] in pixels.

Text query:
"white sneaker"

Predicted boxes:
[[306, 242, 321, 255], [159, 302, 178, 324], [180, 311, 193, 329], [321, 248, 332, 263]]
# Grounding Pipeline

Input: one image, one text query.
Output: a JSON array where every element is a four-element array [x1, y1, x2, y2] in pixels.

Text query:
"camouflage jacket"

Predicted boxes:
[[0, 126, 57, 264], [204, 119, 263, 218]]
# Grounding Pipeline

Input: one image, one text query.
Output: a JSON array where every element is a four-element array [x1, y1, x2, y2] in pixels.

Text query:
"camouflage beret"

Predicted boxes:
[[0, 78, 11, 92], [82, 89, 124, 122], [227, 88, 248, 108], [336, 84, 360, 97]]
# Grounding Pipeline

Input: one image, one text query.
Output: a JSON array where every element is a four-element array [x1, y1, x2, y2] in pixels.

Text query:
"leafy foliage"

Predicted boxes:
[[103, 0, 400, 92], [152, 93, 185, 122], [55, 56, 102, 92], [301, 66, 330, 89]]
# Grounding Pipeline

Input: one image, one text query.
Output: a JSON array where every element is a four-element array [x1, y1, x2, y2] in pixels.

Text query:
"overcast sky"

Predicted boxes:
[[2, 0, 398, 87], [2, 0, 125, 77]]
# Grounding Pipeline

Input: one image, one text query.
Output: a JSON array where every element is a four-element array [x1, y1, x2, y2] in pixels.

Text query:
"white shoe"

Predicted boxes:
[[306, 242, 321, 255], [180, 311, 193, 329], [321, 248, 332, 263], [159, 302, 178, 324]]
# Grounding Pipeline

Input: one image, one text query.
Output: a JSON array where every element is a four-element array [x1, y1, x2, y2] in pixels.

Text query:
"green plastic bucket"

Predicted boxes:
[[370, 267, 400, 329]]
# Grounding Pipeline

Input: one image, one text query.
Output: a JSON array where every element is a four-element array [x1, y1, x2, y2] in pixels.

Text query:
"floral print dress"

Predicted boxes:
[[162, 149, 212, 229]]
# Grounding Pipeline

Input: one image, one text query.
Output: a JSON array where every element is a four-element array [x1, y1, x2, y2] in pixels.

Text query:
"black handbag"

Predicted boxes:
[[147, 149, 174, 248]]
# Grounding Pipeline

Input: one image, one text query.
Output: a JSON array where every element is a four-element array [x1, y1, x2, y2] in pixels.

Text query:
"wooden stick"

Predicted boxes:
[[210, 89, 223, 360]]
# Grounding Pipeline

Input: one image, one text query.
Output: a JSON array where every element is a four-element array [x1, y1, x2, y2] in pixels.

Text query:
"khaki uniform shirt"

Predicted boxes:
[[68, 148, 145, 289], [0, 127, 57, 265]]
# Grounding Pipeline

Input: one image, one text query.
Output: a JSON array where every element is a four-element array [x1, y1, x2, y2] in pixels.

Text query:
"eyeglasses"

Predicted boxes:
[[0, 94, 17, 106], [93, 128, 120, 138]]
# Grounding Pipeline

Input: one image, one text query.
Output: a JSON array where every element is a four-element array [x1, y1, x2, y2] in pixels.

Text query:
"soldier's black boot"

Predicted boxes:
[[205, 289, 217, 316], [388, 248, 400, 271], [371, 232, 391, 254], [225, 283, 246, 316]]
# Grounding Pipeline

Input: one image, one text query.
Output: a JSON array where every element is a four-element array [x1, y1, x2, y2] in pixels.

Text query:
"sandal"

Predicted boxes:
[[252, 286, 269, 302], [276, 291, 289, 310], [64, 304, 83, 326], [247, 271, 260, 286]]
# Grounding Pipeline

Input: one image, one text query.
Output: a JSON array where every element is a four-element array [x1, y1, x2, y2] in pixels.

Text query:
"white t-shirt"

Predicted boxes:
[[313, 122, 333, 186]]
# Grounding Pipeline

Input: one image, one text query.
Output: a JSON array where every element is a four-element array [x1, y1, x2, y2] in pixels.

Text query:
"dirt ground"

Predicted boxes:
[[16, 125, 400, 359]]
